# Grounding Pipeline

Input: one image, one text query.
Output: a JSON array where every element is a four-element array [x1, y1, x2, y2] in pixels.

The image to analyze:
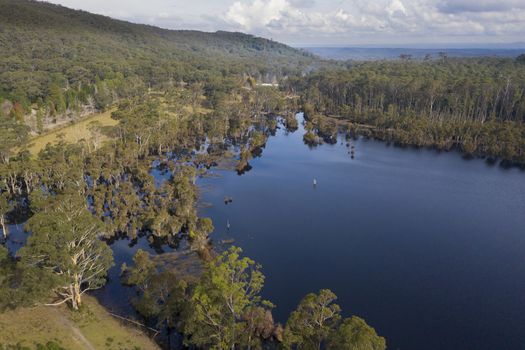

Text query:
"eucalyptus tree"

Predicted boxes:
[[287, 58, 525, 164], [0, 193, 11, 238], [0, 244, 56, 311], [183, 246, 273, 350], [19, 193, 113, 310], [122, 249, 187, 326], [188, 217, 214, 259], [283, 289, 341, 350], [327, 316, 386, 350], [0, 115, 29, 164], [283, 290, 386, 350], [37, 142, 86, 195], [171, 166, 198, 226]]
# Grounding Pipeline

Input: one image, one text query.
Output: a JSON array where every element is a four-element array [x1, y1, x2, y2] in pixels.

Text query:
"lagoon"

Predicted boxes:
[[199, 114, 525, 350]]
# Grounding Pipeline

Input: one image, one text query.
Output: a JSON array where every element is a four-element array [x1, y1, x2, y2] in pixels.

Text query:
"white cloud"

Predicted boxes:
[[46, 0, 525, 45], [221, 0, 525, 44], [386, 0, 407, 16], [225, 0, 290, 30]]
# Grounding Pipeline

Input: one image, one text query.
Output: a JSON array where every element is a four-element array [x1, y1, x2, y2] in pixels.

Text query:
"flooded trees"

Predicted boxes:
[[289, 58, 525, 165], [188, 217, 214, 259], [283, 289, 386, 350], [303, 130, 321, 147], [236, 147, 253, 175], [172, 166, 199, 231], [283, 289, 341, 350], [284, 114, 299, 132], [122, 247, 387, 350], [328, 316, 386, 350], [183, 246, 274, 350], [122, 249, 187, 324]]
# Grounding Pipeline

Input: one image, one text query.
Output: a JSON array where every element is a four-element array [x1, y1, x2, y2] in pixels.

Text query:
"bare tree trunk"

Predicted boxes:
[[70, 280, 82, 310], [0, 214, 7, 238]]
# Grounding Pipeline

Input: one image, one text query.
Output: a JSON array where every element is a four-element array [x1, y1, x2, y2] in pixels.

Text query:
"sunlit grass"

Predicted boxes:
[[0, 295, 159, 349], [26, 109, 119, 156]]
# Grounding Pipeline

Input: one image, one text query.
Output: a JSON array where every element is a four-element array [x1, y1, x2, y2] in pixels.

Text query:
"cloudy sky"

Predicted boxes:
[[47, 0, 525, 46]]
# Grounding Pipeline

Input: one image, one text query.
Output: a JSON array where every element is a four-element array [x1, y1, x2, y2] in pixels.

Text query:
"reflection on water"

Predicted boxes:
[[199, 114, 525, 350], [6, 113, 524, 350]]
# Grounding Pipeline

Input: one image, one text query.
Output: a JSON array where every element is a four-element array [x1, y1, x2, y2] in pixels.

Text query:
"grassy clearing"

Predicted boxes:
[[0, 295, 159, 350], [182, 105, 213, 115], [26, 109, 119, 156]]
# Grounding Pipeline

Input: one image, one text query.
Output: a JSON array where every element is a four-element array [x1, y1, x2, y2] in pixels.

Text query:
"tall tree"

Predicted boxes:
[[0, 193, 11, 239], [19, 193, 113, 310], [327, 316, 386, 350], [283, 290, 386, 350], [183, 246, 271, 350], [283, 289, 341, 350], [0, 116, 29, 164], [122, 249, 188, 330], [0, 245, 57, 311], [188, 217, 214, 258]]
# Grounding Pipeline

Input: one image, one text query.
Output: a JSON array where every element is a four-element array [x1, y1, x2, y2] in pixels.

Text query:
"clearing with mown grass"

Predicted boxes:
[[0, 295, 160, 350], [27, 109, 118, 156]]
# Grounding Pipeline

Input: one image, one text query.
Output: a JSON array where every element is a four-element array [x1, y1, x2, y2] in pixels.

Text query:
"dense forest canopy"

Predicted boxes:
[[0, 0, 524, 349], [0, 0, 313, 120], [1, 0, 524, 167], [283, 58, 525, 164], [288, 59, 525, 123]]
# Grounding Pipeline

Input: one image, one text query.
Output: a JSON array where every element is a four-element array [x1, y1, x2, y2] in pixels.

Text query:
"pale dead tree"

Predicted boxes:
[[88, 120, 103, 152], [0, 193, 9, 239]]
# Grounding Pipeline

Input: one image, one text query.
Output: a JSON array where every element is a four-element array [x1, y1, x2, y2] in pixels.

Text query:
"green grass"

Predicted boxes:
[[0, 296, 159, 350], [26, 110, 118, 156]]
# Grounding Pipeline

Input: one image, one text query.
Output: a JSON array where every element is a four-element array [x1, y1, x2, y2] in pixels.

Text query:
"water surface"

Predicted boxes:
[[200, 115, 525, 350]]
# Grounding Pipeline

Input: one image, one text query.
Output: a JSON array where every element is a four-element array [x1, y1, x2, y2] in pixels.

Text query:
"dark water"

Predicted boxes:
[[305, 47, 525, 61], [4, 198, 177, 319], [91, 236, 176, 316], [7, 113, 523, 349], [199, 115, 525, 350]]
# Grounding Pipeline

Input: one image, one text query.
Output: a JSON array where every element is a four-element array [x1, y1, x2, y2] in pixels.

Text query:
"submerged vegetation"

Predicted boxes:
[[285, 58, 525, 165], [0, 78, 383, 348], [0, 0, 523, 349], [122, 247, 385, 350]]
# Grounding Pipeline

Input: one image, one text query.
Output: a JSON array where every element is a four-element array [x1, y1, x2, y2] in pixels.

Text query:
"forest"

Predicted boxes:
[[284, 58, 525, 165], [0, 0, 313, 136], [0, 84, 385, 349], [0, 0, 524, 349]]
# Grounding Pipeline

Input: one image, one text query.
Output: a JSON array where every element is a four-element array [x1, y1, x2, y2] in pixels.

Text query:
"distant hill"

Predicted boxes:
[[0, 0, 314, 110], [304, 47, 525, 61]]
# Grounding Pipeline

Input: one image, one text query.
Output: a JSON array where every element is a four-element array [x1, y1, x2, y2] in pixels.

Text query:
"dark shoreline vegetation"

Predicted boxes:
[[283, 59, 525, 167], [0, 0, 524, 349], [0, 89, 386, 349]]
